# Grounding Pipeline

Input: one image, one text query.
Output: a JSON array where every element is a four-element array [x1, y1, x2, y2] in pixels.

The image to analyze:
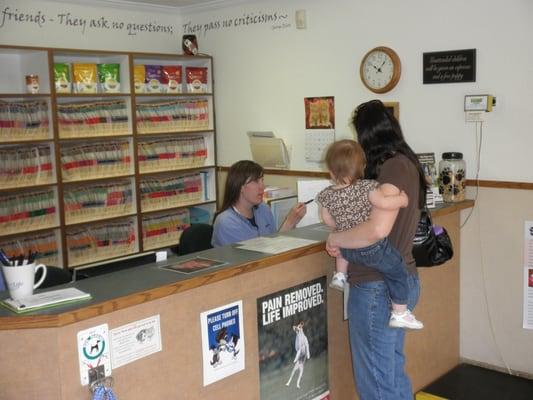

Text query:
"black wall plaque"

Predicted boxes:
[[423, 49, 476, 84]]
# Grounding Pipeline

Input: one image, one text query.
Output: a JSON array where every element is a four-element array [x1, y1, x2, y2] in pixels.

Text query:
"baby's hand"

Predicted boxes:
[[399, 190, 408, 208], [326, 236, 341, 258]]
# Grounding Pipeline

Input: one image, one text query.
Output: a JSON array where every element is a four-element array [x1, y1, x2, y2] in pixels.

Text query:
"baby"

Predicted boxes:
[[317, 140, 423, 329]]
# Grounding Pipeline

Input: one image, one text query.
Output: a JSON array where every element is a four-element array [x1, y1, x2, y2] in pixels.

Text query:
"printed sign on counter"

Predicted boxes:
[[77, 323, 112, 385], [257, 277, 329, 400], [523, 221, 533, 330], [200, 300, 245, 386], [110, 315, 162, 368]]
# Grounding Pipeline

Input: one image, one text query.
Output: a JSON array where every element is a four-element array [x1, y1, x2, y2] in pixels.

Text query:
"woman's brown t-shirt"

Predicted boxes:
[[348, 154, 421, 284]]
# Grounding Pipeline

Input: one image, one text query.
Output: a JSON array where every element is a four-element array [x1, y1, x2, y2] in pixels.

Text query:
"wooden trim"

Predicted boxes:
[[218, 168, 533, 190], [466, 179, 533, 190], [0, 93, 51, 98], [134, 92, 214, 97], [0, 243, 325, 330], [136, 129, 215, 137], [384, 101, 400, 120], [0, 44, 212, 60], [217, 165, 330, 178], [55, 93, 131, 98]]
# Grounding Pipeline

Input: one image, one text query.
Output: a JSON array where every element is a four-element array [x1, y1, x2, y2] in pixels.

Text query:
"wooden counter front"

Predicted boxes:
[[0, 201, 473, 400]]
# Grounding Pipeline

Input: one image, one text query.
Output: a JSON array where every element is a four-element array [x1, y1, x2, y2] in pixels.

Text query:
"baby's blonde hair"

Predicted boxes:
[[325, 140, 366, 184]]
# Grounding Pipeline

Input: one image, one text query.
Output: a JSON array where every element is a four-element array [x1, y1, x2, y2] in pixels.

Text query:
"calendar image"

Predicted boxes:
[[304, 97, 335, 129], [305, 130, 335, 162]]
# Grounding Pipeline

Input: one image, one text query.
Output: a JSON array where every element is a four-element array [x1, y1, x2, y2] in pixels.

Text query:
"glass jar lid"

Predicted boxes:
[[442, 152, 463, 160]]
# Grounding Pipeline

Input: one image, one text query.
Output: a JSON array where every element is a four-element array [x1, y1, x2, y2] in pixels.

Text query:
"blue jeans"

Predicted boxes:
[[341, 238, 408, 304], [348, 273, 420, 400]]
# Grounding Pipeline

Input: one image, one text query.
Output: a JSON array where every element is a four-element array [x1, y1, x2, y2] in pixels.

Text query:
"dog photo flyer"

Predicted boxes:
[[160, 257, 227, 274], [109, 314, 162, 369], [256, 277, 329, 400], [200, 300, 245, 386]]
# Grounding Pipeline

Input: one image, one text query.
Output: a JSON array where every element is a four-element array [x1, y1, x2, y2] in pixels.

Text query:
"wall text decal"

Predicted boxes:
[[0, 5, 174, 36], [182, 11, 290, 36]]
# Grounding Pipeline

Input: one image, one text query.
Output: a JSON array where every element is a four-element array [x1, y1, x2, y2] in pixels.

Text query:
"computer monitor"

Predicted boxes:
[[72, 251, 156, 280]]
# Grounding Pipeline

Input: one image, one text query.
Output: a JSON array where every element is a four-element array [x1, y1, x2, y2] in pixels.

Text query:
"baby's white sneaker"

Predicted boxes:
[[329, 272, 347, 291], [389, 310, 424, 330]]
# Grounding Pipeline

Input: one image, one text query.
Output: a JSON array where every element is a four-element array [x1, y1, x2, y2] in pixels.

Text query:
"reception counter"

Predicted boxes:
[[0, 200, 473, 400]]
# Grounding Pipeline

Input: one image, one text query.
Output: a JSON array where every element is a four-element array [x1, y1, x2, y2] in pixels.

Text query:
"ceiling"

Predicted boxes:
[[116, 0, 214, 6], [96, 0, 237, 9]]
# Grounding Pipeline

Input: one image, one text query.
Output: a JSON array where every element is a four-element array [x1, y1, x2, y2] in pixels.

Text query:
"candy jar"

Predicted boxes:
[[438, 152, 466, 202]]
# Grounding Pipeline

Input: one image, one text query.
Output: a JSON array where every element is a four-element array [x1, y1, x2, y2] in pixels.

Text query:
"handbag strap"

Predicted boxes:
[[413, 206, 433, 245], [422, 205, 434, 224]]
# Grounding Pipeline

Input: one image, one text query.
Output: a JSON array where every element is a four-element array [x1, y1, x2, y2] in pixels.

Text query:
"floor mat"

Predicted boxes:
[[418, 364, 533, 400]]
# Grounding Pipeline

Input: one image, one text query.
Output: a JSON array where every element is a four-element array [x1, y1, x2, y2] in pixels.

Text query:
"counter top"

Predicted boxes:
[[0, 200, 474, 330], [431, 199, 474, 217]]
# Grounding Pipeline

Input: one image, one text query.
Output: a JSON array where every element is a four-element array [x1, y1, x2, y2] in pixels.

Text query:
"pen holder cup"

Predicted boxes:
[[2, 263, 47, 301]]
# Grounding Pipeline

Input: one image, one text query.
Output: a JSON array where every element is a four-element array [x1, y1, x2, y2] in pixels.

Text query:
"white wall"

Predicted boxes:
[[2, 0, 533, 377], [0, 0, 182, 53], [182, 0, 533, 183], [461, 187, 533, 375], [181, 0, 533, 375]]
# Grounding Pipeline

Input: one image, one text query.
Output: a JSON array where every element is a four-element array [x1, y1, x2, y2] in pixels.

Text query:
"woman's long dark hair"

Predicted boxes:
[[215, 160, 264, 219], [352, 100, 427, 208]]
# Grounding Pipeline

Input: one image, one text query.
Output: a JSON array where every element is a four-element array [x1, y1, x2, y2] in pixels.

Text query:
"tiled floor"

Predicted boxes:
[[420, 364, 533, 400]]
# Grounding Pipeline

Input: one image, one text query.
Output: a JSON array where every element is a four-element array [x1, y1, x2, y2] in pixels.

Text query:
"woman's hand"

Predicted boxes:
[[279, 203, 307, 232]]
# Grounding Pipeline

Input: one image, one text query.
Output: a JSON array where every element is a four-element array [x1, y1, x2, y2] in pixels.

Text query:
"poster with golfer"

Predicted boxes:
[[257, 277, 329, 400]]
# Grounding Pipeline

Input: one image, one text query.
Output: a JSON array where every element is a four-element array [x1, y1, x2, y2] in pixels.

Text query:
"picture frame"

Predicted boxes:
[[304, 96, 335, 129], [383, 101, 400, 120], [423, 48, 476, 84]]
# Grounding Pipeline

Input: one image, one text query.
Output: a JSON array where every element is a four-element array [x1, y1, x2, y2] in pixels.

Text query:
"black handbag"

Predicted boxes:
[[412, 207, 453, 267]]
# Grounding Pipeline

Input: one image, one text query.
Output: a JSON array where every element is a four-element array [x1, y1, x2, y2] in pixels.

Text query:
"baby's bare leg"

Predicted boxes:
[[336, 256, 348, 274]]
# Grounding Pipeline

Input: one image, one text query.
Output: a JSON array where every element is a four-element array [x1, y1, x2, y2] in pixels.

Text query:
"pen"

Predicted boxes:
[[28, 250, 35, 264], [304, 199, 314, 205]]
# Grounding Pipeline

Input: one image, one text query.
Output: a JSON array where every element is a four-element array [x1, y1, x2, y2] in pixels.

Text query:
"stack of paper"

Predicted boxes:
[[1, 287, 91, 313], [264, 186, 295, 199]]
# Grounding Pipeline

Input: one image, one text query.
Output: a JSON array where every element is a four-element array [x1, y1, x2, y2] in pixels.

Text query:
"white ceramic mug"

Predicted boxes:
[[2, 263, 47, 301]]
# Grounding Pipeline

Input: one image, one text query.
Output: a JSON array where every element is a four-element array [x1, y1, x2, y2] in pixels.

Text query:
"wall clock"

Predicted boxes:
[[360, 46, 401, 93]]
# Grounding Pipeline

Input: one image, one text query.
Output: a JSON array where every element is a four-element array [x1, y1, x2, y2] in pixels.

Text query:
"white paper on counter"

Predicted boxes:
[[237, 235, 318, 254], [297, 179, 331, 227]]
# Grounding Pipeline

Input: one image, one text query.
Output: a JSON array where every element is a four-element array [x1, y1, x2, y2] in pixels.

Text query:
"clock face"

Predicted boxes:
[[360, 47, 401, 93]]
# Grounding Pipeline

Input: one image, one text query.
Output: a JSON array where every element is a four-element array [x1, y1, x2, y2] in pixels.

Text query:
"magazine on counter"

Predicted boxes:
[[416, 152, 441, 207], [160, 257, 228, 274]]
